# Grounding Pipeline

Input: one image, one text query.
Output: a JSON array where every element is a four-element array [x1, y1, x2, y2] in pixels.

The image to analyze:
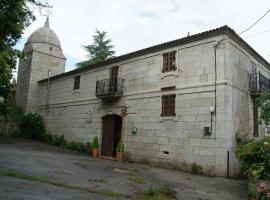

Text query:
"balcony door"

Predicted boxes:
[[109, 66, 119, 93]]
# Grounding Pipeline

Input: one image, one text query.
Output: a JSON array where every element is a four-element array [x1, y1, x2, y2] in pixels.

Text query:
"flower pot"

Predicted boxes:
[[116, 152, 123, 161], [92, 148, 98, 157]]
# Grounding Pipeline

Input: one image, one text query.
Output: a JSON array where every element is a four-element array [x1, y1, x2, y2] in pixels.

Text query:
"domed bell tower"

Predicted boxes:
[[16, 18, 66, 113]]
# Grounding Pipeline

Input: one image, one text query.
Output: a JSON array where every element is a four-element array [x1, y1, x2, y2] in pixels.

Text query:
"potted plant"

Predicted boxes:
[[116, 141, 124, 161], [91, 136, 99, 157]]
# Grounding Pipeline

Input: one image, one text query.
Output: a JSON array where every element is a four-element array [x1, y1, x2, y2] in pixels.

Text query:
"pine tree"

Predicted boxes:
[[76, 29, 115, 68]]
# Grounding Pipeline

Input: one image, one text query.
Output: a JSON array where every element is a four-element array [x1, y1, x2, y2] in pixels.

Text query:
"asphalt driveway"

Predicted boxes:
[[0, 139, 247, 200]]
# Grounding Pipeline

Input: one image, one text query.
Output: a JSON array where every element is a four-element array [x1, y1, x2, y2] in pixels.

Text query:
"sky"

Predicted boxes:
[[15, 0, 270, 73]]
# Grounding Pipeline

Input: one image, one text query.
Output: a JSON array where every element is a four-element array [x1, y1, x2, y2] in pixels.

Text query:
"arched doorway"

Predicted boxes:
[[101, 114, 122, 157]]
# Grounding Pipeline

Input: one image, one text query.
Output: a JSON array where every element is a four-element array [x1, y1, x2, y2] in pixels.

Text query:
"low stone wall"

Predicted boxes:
[[0, 116, 18, 137]]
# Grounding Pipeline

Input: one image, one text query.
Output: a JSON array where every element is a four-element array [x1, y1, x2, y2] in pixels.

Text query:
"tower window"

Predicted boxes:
[[162, 51, 176, 73], [50, 47, 52, 51], [73, 75, 81, 90], [161, 94, 176, 117]]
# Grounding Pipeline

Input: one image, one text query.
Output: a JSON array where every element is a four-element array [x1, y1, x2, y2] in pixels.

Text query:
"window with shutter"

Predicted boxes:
[[73, 75, 81, 90], [161, 94, 176, 117], [162, 51, 176, 73]]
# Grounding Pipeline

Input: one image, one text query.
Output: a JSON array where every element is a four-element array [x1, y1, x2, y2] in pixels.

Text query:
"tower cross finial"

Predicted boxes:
[[44, 16, 49, 27]]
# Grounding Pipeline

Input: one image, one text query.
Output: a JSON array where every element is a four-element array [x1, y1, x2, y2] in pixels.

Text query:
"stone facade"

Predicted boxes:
[[16, 25, 270, 177]]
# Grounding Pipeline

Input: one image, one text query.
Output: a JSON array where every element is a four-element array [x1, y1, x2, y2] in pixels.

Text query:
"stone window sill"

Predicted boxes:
[[72, 89, 80, 94], [159, 116, 178, 122], [161, 69, 179, 79]]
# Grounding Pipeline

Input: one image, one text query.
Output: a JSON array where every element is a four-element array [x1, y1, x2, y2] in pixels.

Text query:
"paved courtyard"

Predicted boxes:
[[0, 139, 247, 200]]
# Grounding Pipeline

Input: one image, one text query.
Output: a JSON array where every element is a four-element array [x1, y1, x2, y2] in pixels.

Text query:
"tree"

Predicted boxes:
[[0, 0, 50, 100], [257, 91, 270, 131], [76, 29, 115, 68]]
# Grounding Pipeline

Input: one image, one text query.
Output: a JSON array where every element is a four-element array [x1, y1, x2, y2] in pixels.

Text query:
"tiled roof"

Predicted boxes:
[[39, 25, 270, 83]]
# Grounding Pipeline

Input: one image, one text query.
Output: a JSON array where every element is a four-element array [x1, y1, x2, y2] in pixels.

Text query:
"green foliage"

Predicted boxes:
[[257, 91, 270, 129], [66, 141, 87, 153], [137, 185, 176, 200], [129, 175, 145, 184], [235, 129, 250, 145], [235, 136, 270, 180], [0, 0, 50, 100], [116, 141, 124, 152], [247, 181, 270, 200], [16, 112, 45, 140], [247, 183, 257, 199], [76, 29, 115, 68], [190, 163, 203, 175], [91, 136, 99, 149], [0, 167, 122, 197]]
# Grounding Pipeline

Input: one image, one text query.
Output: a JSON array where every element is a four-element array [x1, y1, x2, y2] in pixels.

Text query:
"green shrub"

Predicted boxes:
[[116, 141, 124, 152], [51, 135, 67, 147], [92, 136, 99, 149], [86, 142, 92, 153], [247, 181, 270, 200], [16, 113, 45, 140], [66, 141, 87, 153], [190, 163, 203, 175], [235, 136, 270, 180], [40, 132, 53, 144]]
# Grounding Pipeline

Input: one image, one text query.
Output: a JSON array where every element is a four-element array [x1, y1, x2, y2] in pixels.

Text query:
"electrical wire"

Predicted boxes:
[[238, 8, 270, 35], [242, 28, 270, 38]]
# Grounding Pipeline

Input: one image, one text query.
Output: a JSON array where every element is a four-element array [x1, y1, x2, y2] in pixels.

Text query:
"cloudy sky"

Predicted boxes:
[[16, 0, 270, 72]]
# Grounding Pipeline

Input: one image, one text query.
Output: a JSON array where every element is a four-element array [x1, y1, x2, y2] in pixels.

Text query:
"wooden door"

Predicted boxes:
[[101, 115, 115, 156]]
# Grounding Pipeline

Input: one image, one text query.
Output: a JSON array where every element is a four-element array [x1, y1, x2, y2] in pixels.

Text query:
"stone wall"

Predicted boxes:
[[35, 33, 270, 177], [16, 42, 66, 113]]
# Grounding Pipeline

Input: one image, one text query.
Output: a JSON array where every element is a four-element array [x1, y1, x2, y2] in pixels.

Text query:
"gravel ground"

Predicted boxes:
[[0, 139, 247, 200]]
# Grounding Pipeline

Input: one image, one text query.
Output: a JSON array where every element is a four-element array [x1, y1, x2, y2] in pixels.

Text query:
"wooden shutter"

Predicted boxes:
[[73, 75, 81, 90], [161, 94, 176, 117], [162, 51, 176, 73]]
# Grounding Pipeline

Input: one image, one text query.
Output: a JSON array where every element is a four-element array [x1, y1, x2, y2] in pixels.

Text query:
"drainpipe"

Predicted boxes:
[[213, 40, 222, 115], [213, 40, 224, 136], [46, 70, 51, 113]]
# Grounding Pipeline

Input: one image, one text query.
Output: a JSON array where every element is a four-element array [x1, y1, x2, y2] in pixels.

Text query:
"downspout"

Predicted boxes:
[[46, 70, 51, 113], [213, 40, 223, 137]]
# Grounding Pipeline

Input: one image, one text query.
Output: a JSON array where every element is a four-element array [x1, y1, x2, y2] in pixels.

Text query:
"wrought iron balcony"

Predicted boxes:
[[96, 78, 124, 99], [249, 73, 270, 96]]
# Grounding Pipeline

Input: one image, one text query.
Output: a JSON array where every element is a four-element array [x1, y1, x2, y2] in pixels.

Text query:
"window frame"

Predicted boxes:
[[162, 51, 177, 73], [73, 75, 81, 90], [161, 94, 176, 117]]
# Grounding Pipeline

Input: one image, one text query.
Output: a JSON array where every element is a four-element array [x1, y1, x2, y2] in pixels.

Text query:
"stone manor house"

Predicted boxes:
[[16, 19, 270, 176]]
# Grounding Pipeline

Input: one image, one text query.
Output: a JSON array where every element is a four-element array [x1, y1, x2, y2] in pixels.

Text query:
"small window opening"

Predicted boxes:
[[73, 75, 81, 90]]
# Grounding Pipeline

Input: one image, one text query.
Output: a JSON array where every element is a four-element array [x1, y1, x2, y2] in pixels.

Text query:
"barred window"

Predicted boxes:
[[161, 94, 176, 117], [73, 75, 81, 90], [162, 51, 176, 73]]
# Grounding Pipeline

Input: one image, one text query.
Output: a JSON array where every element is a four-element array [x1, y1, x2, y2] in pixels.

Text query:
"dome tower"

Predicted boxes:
[[16, 18, 66, 112]]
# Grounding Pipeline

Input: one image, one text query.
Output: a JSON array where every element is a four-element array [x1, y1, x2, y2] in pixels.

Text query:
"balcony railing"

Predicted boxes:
[[96, 78, 124, 99], [249, 73, 270, 95]]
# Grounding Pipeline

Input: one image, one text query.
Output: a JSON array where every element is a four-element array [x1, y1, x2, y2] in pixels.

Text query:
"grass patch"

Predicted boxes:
[[134, 185, 177, 200], [89, 178, 108, 183], [0, 167, 121, 197], [129, 175, 145, 184]]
